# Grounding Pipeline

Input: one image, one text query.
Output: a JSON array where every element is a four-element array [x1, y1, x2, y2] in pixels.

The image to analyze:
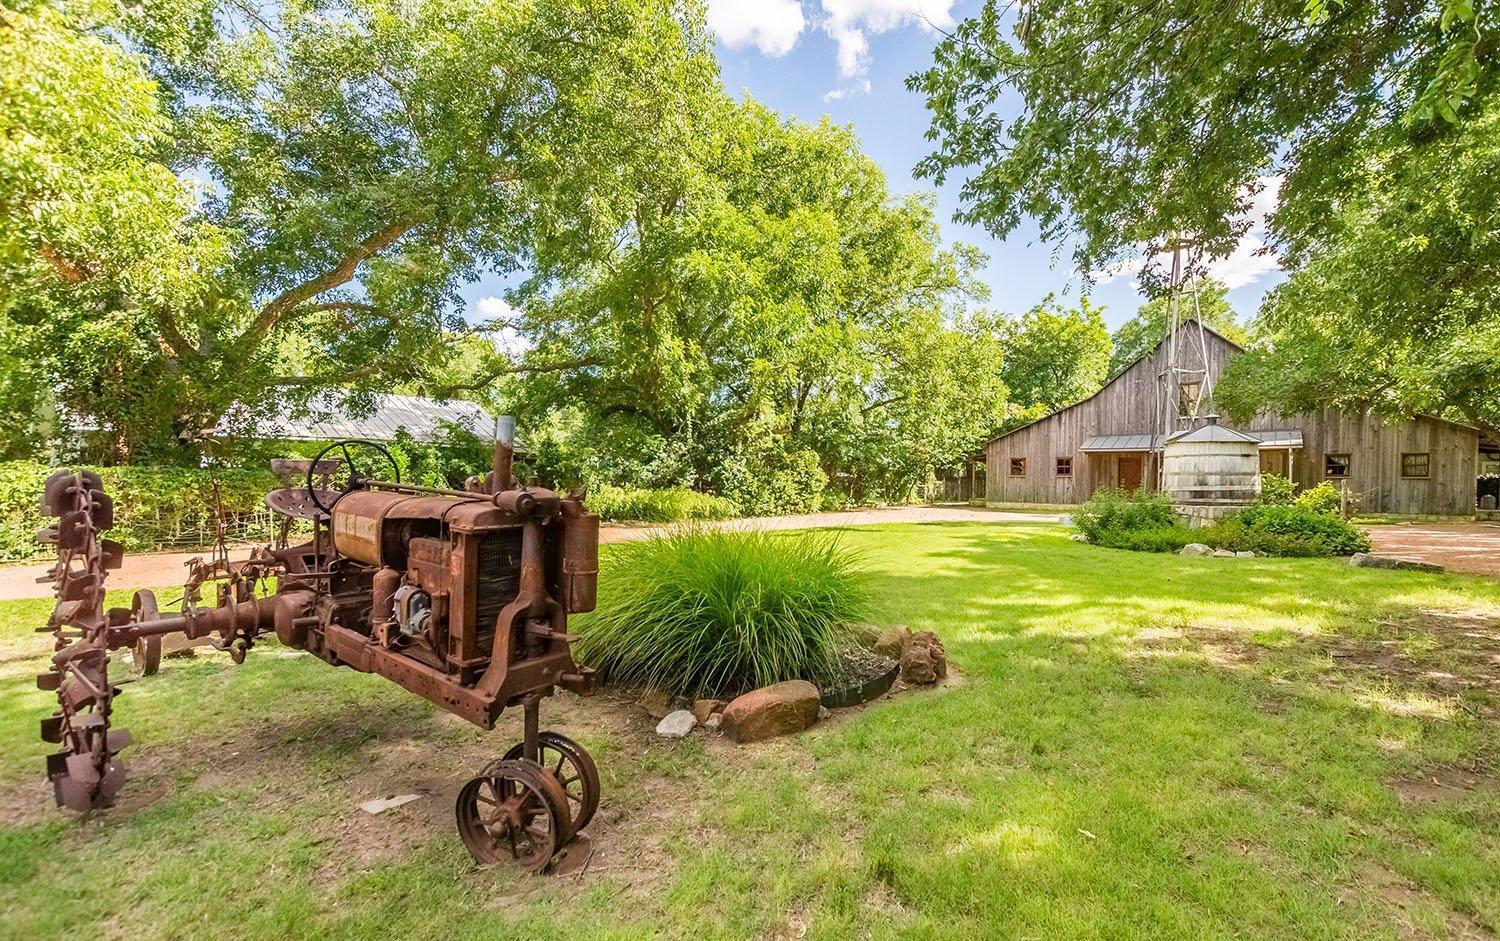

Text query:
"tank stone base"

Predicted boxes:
[[1173, 503, 1248, 528]]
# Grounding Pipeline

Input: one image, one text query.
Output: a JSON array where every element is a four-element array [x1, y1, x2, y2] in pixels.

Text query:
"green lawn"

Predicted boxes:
[[2, 523, 1497, 939]]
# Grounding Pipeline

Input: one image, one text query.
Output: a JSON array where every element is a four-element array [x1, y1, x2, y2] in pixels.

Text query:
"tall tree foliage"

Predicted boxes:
[[999, 295, 1109, 413], [1218, 100, 1500, 438], [910, 0, 1490, 278], [2, 0, 718, 459], [910, 0, 1494, 432], [508, 98, 1007, 507]]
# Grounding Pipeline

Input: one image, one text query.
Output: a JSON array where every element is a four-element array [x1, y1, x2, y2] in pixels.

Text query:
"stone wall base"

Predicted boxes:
[[1174, 503, 1248, 528]]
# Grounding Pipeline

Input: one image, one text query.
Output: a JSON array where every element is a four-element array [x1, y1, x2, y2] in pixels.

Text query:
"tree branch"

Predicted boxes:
[[433, 356, 604, 393], [239, 221, 413, 352]]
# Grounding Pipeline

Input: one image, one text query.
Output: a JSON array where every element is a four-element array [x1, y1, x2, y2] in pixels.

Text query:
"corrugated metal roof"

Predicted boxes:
[[221, 391, 497, 443], [1080, 428, 1306, 452], [1253, 429, 1303, 448], [1078, 434, 1162, 452]]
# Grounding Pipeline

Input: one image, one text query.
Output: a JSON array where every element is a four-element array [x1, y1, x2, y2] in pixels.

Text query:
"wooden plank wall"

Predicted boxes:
[[986, 324, 1480, 514]]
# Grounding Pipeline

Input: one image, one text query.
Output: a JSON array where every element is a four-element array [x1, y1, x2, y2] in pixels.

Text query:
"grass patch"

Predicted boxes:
[[573, 528, 869, 696], [1, 523, 1497, 938]]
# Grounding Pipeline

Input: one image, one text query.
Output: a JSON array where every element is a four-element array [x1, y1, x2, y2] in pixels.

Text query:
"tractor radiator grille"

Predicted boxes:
[[474, 529, 523, 632]]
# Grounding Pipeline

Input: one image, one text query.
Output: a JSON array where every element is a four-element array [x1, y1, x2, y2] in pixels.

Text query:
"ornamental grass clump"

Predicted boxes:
[[573, 528, 870, 697]]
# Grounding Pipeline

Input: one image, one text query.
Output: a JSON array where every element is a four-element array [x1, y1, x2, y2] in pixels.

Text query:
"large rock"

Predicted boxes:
[[871, 626, 910, 659], [900, 630, 947, 685], [655, 709, 697, 738], [1349, 552, 1444, 573], [1212, 549, 1236, 558], [721, 681, 821, 744], [1180, 543, 1213, 557]]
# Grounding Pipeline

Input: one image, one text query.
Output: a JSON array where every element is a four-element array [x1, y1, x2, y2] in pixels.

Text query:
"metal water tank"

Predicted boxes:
[[1162, 415, 1261, 526]]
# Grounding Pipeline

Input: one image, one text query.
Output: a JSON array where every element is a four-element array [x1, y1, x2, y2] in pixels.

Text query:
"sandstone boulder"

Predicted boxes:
[[1212, 549, 1235, 558], [872, 626, 910, 659], [721, 680, 821, 744], [637, 688, 672, 719], [1180, 543, 1213, 557], [900, 630, 947, 685], [691, 698, 727, 723]]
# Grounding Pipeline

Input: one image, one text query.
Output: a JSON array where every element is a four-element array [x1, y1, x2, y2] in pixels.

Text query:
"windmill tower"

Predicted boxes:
[[1153, 237, 1216, 489]]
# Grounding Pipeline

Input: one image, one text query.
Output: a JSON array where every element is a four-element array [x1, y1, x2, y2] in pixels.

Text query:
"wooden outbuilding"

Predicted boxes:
[[984, 322, 1488, 515]]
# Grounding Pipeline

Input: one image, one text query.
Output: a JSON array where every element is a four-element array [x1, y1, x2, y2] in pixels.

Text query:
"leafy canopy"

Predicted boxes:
[[3, 0, 720, 458], [910, 0, 1492, 281], [999, 295, 1110, 414]]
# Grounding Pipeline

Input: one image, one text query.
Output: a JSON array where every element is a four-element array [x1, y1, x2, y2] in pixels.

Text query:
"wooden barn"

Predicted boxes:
[[985, 322, 1490, 515]]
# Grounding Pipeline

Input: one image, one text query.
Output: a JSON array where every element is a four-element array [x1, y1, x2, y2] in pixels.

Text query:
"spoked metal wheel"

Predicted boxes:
[[127, 590, 162, 677], [502, 731, 599, 840], [455, 759, 572, 871]]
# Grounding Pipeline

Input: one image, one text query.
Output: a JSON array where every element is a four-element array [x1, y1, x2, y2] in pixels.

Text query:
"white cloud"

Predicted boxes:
[[1089, 175, 1284, 291], [474, 296, 532, 357], [707, 0, 807, 58], [823, 79, 871, 101], [821, 0, 956, 80]]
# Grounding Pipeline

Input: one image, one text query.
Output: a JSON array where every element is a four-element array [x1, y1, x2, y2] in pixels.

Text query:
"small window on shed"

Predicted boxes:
[[1010, 457, 1026, 477], [1178, 380, 1202, 417], [1401, 452, 1430, 479], [1325, 453, 1351, 479], [1055, 456, 1073, 477]]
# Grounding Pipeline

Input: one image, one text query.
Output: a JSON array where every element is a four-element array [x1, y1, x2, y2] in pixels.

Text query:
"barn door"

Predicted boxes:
[[1118, 455, 1143, 491]]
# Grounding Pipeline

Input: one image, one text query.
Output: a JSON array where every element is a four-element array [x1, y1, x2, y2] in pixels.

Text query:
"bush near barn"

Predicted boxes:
[[1073, 484, 1369, 558]]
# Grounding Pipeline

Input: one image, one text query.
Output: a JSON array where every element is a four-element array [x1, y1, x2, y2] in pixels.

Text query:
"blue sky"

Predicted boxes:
[[463, 0, 1285, 333]]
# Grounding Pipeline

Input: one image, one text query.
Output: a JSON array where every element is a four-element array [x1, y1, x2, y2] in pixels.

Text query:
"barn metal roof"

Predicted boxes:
[[1078, 434, 1162, 452], [1079, 428, 1304, 453], [1252, 429, 1303, 448], [220, 391, 497, 443]]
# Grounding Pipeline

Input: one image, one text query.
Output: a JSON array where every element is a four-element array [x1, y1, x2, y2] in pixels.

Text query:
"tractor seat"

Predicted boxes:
[[264, 488, 337, 521]]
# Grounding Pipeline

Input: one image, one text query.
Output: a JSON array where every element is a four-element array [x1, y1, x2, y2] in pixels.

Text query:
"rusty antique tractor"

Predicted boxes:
[[33, 420, 602, 871]]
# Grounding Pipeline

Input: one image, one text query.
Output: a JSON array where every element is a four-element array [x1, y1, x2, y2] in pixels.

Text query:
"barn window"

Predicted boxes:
[[1055, 456, 1073, 477], [1178, 380, 1202, 416], [1401, 452, 1430, 479], [1010, 457, 1026, 477], [1324, 454, 1350, 478]]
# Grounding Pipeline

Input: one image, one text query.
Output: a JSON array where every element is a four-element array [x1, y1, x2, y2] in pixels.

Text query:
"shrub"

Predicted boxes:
[[1202, 504, 1370, 557], [573, 528, 870, 696], [1257, 473, 1296, 505], [1294, 481, 1343, 517], [0, 461, 281, 560], [1073, 488, 1193, 551], [587, 486, 740, 524]]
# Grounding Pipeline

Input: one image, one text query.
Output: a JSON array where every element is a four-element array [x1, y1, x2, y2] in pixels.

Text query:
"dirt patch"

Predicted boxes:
[[1389, 764, 1498, 806], [1349, 862, 1493, 941], [1133, 607, 1500, 718]]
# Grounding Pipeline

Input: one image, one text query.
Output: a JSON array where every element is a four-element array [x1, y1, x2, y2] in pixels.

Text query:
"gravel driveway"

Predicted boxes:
[[0, 505, 1061, 600]]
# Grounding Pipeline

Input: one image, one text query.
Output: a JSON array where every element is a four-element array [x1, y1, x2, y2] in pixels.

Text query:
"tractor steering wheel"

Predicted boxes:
[[307, 440, 401, 515]]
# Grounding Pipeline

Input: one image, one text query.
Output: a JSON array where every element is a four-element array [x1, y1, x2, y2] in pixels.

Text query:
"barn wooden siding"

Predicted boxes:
[[985, 324, 1479, 514]]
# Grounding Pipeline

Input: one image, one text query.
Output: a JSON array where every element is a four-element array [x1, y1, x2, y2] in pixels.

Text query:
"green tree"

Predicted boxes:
[[1218, 99, 1500, 439], [999, 295, 1109, 412], [910, 0, 1490, 279], [3, 0, 718, 460], [507, 97, 1006, 506], [1108, 279, 1245, 377], [909, 0, 1493, 432]]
